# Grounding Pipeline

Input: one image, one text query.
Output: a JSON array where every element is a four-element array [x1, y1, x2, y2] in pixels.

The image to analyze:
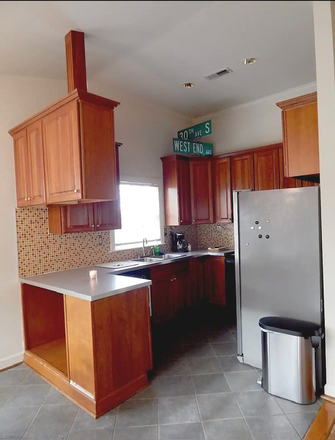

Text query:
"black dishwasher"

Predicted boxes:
[[225, 253, 236, 322], [119, 268, 151, 280]]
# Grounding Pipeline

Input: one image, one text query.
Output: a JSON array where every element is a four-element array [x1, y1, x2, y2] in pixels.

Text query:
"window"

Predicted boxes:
[[111, 177, 165, 251]]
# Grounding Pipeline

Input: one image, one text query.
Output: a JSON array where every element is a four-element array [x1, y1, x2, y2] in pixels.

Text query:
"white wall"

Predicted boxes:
[[313, 0, 335, 398], [0, 76, 66, 369], [0, 74, 192, 369], [193, 83, 316, 154]]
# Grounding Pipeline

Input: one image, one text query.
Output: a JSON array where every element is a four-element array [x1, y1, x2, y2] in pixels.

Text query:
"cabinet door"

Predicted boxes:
[[94, 201, 121, 231], [205, 257, 226, 306], [214, 157, 232, 223], [150, 266, 173, 325], [161, 156, 191, 226], [279, 147, 301, 188], [27, 121, 46, 206], [43, 101, 82, 203], [281, 100, 319, 177], [254, 147, 280, 191], [172, 270, 190, 316], [13, 129, 31, 207], [231, 153, 254, 191], [190, 159, 213, 225], [63, 204, 95, 233]]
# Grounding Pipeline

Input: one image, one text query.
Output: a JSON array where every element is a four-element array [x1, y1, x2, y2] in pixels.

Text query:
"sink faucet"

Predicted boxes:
[[142, 238, 147, 257]]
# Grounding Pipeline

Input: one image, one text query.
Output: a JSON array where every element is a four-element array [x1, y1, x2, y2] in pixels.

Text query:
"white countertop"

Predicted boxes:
[[20, 266, 151, 302]]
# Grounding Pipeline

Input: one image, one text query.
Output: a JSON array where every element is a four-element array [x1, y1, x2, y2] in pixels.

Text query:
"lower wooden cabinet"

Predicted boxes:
[[205, 256, 226, 306], [150, 260, 190, 325], [21, 284, 152, 418]]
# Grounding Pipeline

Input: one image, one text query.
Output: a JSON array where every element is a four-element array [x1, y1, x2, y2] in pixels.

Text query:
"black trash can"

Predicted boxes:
[[259, 317, 323, 404]]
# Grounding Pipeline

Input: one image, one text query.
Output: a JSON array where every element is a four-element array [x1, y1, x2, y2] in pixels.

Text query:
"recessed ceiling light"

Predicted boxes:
[[182, 82, 194, 88], [243, 57, 257, 65]]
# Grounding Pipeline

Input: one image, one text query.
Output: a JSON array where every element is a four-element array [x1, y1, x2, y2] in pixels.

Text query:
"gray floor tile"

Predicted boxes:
[[206, 332, 236, 344], [158, 396, 200, 425], [160, 422, 205, 439], [43, 388, 75, 406], [246, 414, 300, 440], [192, 373, 230, 395], [22, 370, 47, 385], [197, 392, 242, 421], [218, 356, 254, 372], [116, 399, 158, 428], [156, 360, 190, 377], [12, 363, 30, 370], [212, 343, 237, 356], [224, 371, 261, 392], [287, 412, 318, 438], [157, 376, 194, 397], [182, 344, 216, 358], [234, 390, 283, 417], [231, 331, 237, 340], [129, 380, 158, 400], [72, 408, 117, 431], [68, 428, 113, 440], [0, 406, 39, 439], [4, 384, 51, 407], [188, 357, 222, 375], [274, 396, 321, 414], [180, 332, 209, 345], [0, 369, 30, 387], [203, 418, 252, 440], [113, 426, 158, 439], [23, 404, 78, 439], [161, 345, 185, 360], [0, 386, 18, 408]]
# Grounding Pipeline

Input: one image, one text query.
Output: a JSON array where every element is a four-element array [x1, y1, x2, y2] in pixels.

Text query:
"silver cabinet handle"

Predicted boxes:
[[27, 197, 31, 201], [91, 225, 95, 228], [24, 197, 28, 201], [74, 189, 79, 193], [96, 224, 100, 228]]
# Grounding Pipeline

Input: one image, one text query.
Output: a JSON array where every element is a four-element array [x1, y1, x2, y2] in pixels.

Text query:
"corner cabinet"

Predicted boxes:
[[9, 89, 120, 206], [276, 92, 319, 179], [189, 158, 214, 225], [161, 155, 191, 226], [13, 121, 46, 207]]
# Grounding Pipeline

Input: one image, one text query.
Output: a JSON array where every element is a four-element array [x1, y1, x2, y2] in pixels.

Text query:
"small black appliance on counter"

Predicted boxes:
[[170, 232, 188, 252]]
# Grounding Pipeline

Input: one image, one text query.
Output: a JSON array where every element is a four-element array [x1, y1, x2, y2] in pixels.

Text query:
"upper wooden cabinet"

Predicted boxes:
[[189, 158, 214, 225], [9, 89, 120, 206], [161, 155, 191, 226], [254, 145, 280, 191], [13, 121, 46, 207], [213, 157, 232, 223], [231, 153, 254, 191], [48, 142, 121, 234], [277, 92, 319, 179]]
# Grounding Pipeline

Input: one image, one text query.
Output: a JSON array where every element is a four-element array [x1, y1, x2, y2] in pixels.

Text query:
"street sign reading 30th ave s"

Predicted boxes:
[[178, 120, 212, 140], [173, 138, 213, 156]]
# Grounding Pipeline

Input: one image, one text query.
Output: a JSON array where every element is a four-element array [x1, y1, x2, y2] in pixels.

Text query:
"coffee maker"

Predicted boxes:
[[171, 232, 188, 252]]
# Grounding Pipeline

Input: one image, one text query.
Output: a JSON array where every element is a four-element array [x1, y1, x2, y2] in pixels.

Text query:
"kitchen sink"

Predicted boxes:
[[132, 253, 188, 263], [132, 257, 161, 263]]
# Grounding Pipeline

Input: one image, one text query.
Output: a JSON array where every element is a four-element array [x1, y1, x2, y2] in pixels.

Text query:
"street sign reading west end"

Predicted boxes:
[[178, 120, 212, 140], [173, 138, 213, 156]]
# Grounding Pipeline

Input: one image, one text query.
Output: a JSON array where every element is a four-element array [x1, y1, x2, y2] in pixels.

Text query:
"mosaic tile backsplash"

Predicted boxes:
[[16, 207, 234, 277]]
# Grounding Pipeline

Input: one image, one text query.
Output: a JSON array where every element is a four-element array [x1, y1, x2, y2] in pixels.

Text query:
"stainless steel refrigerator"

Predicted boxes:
[[233, 187, 324, 370]]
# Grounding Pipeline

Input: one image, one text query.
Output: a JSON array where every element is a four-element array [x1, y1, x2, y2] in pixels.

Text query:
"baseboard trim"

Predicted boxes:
[[0, 352, 24, 371]]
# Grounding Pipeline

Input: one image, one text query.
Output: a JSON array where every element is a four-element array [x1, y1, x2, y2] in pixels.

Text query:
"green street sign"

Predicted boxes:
[[178, 120, 212, 140], [173, 138, 213, 156]]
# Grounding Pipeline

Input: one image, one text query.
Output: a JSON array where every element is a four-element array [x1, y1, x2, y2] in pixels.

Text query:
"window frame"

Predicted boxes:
[[110, 175, 165, 252]]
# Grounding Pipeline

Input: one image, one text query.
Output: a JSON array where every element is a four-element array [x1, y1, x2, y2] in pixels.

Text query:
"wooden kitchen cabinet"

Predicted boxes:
[[190, 158, 214, 224], [277, 92, 319, 179], [150, 260, 191, 325], [9, 89, 120, 206], [254, 145, 280, 191], [21, 283, 152, 418], [213, 157, 232, 223], [205, 256, 226, 306], [161, 155, 191, 226], [13, 121, 46, 207], [231, 153, 254, 191]]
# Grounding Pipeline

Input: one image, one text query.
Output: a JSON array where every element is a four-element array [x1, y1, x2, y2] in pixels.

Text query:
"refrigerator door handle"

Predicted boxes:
[[233, 190, 243, 360]]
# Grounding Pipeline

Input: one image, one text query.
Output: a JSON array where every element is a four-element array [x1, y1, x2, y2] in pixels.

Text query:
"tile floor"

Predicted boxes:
[[0, 311, 322, 440]]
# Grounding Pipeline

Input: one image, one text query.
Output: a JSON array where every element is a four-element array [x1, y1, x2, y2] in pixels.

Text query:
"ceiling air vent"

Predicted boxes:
[[205, 67, 233, 80]]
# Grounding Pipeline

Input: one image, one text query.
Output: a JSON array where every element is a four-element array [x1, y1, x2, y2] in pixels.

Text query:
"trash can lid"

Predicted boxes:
[[259, 316, 321, 337]]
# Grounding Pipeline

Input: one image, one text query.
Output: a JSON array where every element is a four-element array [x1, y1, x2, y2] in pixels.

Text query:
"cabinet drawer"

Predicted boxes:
[[170, 259, 190, 274], [150, 264, 171, 281]]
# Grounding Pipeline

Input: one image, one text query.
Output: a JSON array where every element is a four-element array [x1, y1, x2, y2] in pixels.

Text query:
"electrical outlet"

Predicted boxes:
[[216, 224, 222, 232], [98, 235, 103, 245]]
